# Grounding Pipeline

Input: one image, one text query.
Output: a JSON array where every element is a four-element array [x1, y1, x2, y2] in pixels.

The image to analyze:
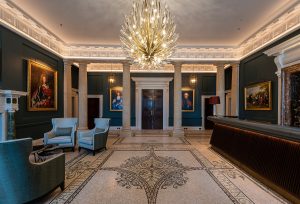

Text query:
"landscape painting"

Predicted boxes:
[[244, 81, 272, 111]]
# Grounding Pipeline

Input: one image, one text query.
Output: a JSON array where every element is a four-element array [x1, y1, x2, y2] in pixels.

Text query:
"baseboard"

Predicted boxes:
[[109, 126, 203, 131], [182, 126, 203, 130]]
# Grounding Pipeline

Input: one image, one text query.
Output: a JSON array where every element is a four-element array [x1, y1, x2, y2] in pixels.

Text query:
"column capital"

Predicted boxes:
[[171, 61, 183, 67], [215, 63, 225, 70], [78, 61, 89, 65], [63, 60, 73, 70], [275, 70, 282, 78], [231, 63, 240, 69]]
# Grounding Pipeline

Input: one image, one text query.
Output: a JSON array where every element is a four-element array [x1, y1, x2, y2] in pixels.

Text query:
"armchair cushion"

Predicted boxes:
[[56, 127, 72, 136], [79, 136, 93, 145], [47, 136, 72, 144], [95, 128, 106, 133]]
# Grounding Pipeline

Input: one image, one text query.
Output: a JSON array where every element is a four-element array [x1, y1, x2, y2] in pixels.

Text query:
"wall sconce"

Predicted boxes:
[[190, 65, 197, 87], [108, 75, 115, 84], [108, 64, 115, 85]]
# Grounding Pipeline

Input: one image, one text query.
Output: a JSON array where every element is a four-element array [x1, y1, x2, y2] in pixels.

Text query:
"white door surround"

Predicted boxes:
[[132, 77, 173, 130], [264, 34, 300, 125], [88, 95, 103, 118]]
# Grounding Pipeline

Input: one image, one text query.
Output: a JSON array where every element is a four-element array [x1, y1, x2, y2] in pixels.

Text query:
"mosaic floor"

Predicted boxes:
[[33, 131, 289, 204]]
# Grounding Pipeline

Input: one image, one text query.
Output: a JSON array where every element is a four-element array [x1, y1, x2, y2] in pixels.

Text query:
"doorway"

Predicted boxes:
[[88, 98, 100, 129], [142, 89, 163, 129], [204, 98, 214, 129]]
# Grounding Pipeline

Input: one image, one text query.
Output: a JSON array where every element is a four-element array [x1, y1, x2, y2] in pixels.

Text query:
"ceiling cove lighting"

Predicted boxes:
[[120, 0, 178, 69]]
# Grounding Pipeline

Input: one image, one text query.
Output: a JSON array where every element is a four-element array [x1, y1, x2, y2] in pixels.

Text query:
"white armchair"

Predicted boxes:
[[44, 118, 78, 151]]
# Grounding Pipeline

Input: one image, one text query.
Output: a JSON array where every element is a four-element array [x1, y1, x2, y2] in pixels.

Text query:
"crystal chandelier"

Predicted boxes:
[[120, 0, 178, 69]]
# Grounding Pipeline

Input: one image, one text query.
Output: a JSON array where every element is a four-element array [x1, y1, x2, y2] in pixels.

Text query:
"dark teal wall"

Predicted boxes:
[[0, 26, 64, 139], [239, 29, 300, 124], [88, 72, 216, 127]]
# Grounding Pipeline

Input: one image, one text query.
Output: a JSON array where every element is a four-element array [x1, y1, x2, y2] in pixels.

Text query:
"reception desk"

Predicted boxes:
[[208, 117, 300, 203]]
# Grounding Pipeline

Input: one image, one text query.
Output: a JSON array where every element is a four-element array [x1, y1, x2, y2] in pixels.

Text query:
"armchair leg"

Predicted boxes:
[[60, 181, 65, 191], [72, 147, 75, 152], [93, 150, 95, 156], [78, 147, 81, 152]]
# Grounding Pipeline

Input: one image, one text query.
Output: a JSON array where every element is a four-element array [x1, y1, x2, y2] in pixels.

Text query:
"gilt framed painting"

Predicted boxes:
[[182, 88, 195, 112], [110, 87, 123, 111], [27, 60, 57, 111], [244, 81, 272, 111]]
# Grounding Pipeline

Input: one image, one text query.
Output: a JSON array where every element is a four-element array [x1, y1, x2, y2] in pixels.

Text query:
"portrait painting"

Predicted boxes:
[[244, 81, 272, 110], [27, 60, 57, 111], [110, 87, 123, 111], [182, 88, 195, 112]]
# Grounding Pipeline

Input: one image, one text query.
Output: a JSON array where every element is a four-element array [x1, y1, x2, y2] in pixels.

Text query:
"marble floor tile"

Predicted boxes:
[[33, 132, 289, 204]]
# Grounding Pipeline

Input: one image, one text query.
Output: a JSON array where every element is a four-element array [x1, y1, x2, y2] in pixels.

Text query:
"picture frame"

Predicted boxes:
[[182, 88, 195, 112], [244, 81, 272, 111], [110, 87, 123, 111], [27, 60, 57, 111]]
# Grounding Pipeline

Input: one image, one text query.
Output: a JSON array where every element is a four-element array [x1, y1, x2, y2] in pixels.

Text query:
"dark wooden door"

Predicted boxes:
[[204, 98, 214, 129], [142, 89, 163, 129], [88, 98, 100, 129]]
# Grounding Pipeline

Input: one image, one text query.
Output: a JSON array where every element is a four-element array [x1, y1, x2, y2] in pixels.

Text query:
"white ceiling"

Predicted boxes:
[[9, 0, 297, 47]]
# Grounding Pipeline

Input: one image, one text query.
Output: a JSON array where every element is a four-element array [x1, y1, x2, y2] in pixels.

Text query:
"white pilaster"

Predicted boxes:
[[231, 63, 239, 116], [78, 62, 88, 130], [173, 62, 183, 136], [216, 64, 225, 116], [64, 60, 73, 117], [274, 56, 284, 125], [121, 61, 131, 136]]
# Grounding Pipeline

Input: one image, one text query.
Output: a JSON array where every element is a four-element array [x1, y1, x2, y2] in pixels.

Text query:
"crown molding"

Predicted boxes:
[[0, 0, 299, 62], [87, 63, 217, 73], [264, 34, 300, 69]]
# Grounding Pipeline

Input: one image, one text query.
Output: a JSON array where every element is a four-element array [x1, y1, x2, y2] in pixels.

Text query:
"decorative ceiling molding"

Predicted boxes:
[[264, 34, 300, 70], [0, 0, 299, 62], [239, 3, 300, 59], [87, 63, 217, 73], [0, 0, 65, 57]]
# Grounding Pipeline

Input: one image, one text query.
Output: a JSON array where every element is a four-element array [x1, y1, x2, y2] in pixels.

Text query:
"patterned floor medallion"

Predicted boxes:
[[39, 135, 289, 204], [102, 147, 202, 204]]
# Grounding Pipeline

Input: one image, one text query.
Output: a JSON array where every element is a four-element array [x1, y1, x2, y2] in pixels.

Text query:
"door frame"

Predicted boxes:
[[201, 95, 215, 130], [142, 89, 164, 129], [88, 95, 103, 118], [132, 77, 173, 130]]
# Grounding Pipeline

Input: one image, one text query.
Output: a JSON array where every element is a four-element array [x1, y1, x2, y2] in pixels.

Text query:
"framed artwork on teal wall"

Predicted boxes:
[[110, 87, 123, 111], [182, 88, 194, 112], [27, 60, 57, 111], [244, 81, 272, 111]]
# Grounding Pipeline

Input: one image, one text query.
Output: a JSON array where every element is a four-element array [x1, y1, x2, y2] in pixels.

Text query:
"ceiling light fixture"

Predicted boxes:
[[120, 0, 178, 69]]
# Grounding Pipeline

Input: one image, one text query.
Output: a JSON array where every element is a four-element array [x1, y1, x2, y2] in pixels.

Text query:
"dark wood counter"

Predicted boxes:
[[208, 116, 300, 203]]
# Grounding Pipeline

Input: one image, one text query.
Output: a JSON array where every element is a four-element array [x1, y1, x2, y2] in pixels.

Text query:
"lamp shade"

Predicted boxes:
[[209, 96, 220, 105]]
